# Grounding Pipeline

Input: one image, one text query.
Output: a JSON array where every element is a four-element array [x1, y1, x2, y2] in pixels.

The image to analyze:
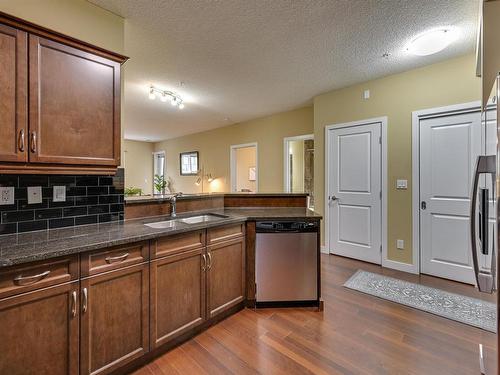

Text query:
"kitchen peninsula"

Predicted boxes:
[[0, 191, 321, 375]]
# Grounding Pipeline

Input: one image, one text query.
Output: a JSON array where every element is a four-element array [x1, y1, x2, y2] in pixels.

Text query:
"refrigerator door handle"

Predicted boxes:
[[470, 155, 496, 293]]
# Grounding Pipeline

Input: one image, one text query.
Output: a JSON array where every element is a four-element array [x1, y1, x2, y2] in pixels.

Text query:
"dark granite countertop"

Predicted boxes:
[[125, 192, 309, 205], [0, 208, 321, 268]]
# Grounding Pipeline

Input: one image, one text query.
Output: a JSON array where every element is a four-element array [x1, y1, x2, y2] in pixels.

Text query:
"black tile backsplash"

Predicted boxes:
[[0, 168, 124, 235]]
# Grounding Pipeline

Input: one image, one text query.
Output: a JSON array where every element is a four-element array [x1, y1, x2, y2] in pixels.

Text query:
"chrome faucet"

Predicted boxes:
[[169, 193, 182, 218]]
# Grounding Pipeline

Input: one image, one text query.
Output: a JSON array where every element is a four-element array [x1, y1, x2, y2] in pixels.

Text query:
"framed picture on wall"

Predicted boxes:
[[180, 151, 199, 175], [248, 166, 256, 181]]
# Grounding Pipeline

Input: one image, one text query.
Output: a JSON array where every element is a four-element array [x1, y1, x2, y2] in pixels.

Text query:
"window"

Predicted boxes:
[[153, 151, 166, 194]]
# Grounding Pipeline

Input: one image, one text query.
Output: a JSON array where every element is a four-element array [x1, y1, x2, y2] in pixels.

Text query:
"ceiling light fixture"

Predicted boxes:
[[406, 27, 457, 56], [148, 85, 185, 109]]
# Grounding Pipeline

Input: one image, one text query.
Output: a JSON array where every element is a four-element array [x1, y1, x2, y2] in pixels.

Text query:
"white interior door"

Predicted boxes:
[[328, 122, 382, 264], [419, 112, 482, 284]]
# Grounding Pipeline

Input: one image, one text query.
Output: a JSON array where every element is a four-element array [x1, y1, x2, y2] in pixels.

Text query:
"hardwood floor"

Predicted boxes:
[[132, 254, 497, 375]]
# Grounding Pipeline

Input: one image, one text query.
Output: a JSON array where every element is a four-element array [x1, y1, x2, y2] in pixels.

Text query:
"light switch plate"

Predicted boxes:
[[396, 179, 408, 189], [53, 186, 66, 202], [0, 186, 14, 205], [397, 239, 404, 249], [27, 186, 43, 205]]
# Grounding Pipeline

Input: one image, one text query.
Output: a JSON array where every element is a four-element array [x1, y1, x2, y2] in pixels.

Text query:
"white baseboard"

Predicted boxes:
[[320, 245, 328, 254], [382, 259, 418, 274]]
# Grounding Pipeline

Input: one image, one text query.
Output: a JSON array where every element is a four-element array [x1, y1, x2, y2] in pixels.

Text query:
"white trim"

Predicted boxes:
[[320, 245, 328, 254], [283, 134, 314, 192], [152, 150, 166, 194], [384, 259, 418, 274], [230, 142, 258, 193], [411, 101, 481, 276], [324, 117, 388, 267]]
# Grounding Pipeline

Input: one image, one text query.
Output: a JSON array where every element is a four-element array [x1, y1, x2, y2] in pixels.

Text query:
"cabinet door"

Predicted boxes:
[[207, 237, 245, 319], [0, 23, 27, 162], [150, 248, 206, 349], [28, 35, 121, 166], [80, 264, 149, 375], [0, 282, 79, 375]]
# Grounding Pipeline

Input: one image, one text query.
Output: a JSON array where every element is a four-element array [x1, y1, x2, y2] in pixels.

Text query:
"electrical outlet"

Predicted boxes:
[[396, 239, 404, 249], [53, 186, 66, 202], [0, 186, 14, 205], [27, 186, 42, 205]]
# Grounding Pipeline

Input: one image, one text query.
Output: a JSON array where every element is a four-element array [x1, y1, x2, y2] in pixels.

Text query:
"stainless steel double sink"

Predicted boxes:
[[144, 213, 229, 229]]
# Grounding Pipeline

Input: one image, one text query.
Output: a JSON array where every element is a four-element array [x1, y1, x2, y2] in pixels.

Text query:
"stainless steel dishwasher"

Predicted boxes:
[[255, 220, 319, 307]]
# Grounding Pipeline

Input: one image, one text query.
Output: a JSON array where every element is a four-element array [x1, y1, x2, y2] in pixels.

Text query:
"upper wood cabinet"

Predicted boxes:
[[0, 12, 127, 174], [28, 35, 121, 167], [0, 23, 27, 163]]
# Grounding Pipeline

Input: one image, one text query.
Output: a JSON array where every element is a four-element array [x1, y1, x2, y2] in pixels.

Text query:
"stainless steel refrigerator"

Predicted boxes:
[[471, 76, 499, 374]]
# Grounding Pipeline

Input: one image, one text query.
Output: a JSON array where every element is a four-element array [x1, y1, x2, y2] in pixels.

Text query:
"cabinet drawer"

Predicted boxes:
[[0, 255, 78, 299], [153, 231, 205, 259], [81, 242, 149, 277], [207, 223, 245, 245]]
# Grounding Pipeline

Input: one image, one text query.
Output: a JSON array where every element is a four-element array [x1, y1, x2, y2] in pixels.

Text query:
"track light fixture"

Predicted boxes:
[[148, 85, 185, 109]]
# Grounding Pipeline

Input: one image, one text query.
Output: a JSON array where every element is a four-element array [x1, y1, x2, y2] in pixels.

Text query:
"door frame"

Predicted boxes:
[[411, 101, 481, 276], [283, 134, 314, 192], [324, 117, 388, 267], [230, 142, 258, 192]]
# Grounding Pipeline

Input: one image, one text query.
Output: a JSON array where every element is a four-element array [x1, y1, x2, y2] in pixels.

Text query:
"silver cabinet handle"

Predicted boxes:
[[71, 291, 77, 317], [479, 344, 486, 375], [201, 254, 207, 271], [207, 252, 212, 270], [105, 252, 129, 264], [470, 155, 496, 293], [18, 129, 25, 152], [13, 270, 50, 286], [30, 131, 36, 153], [82, 287, 88, 313]]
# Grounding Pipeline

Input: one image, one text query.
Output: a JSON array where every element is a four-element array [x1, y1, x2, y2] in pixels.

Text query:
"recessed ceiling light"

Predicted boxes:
[[406, 27, 457, 56]]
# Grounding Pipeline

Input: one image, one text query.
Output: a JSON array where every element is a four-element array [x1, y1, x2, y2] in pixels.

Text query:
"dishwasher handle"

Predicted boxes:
[[256, 221, 319, 233]]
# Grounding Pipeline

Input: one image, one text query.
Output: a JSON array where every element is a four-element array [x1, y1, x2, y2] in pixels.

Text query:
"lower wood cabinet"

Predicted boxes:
[[0, 281, 79, 375], [0, 226, 247, 374], [150, 247, 206, 348], [80, 263, 149, 375], [207, 237, 246, 319]]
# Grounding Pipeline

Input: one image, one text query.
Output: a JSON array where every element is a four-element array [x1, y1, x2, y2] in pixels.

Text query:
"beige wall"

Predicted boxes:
[[123, 140, 154, 195], [154, 106, 314, 194], [235, 147, 257, 192], [0, 0, 124, 53], [314, 53, 480, 264]]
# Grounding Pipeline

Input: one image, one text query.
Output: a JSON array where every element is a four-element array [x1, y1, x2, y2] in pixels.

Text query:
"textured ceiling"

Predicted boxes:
[[88, 0, 479, 142]]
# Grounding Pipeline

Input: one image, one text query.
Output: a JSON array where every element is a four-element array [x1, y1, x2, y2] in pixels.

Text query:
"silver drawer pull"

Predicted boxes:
[[13, 270, 50, 286], [105, 253, 129, 264]]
